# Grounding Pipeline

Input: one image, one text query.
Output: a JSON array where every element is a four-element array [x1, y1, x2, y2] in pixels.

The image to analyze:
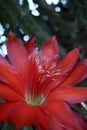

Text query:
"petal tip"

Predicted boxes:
[[9, 31, 14, 37], [71, 47, 80, 57], [51, 35, 57, 42], [30, 33, 36, 43], [8, 31, 16, 42]]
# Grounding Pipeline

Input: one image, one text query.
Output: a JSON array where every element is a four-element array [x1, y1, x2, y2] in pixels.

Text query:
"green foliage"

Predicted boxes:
[[22, 0, 29, 10]]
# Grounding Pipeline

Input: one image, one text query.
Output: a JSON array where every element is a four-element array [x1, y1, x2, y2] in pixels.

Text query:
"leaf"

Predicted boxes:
[[21, 126, 33, 130], [2, 122, 14, 130]]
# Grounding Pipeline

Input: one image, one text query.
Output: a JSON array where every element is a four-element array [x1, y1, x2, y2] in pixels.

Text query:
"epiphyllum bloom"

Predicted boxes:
[[0, 33, 87, 130]]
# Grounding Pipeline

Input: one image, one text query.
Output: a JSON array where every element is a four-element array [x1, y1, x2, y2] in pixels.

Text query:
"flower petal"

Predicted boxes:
[[56, 48, 79, 75], [37, 106, 63, 130], [41, 36, 59, 59], [0, 101, 37, 129], [61, 59, 87, 86], [40, 100, 87, 130], [40, 36, 59, 69], [0, 82, 23, 101], [39, 48, 80, 95], [25, 34, 36, 55], [7, 32, 28, 80], [0, 102, 14, 122], [8, 102, 37, 129], [0, 55, 24, 94], [51, 87, 87, 104]]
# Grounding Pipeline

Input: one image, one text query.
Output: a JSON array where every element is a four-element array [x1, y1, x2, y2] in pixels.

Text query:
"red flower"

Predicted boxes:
[[0, 32, 87, 130]]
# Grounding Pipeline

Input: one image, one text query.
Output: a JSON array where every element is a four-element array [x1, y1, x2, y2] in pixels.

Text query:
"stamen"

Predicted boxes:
[[25, 94, 45, 106]]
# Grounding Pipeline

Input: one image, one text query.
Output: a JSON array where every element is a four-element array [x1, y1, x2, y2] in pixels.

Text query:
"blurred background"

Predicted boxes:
[[0, 0, 87, 130], [0, 0, 87, 57]]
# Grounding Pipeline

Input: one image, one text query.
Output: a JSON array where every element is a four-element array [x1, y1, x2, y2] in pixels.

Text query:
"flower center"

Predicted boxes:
[[25, 94, 45, 106]]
